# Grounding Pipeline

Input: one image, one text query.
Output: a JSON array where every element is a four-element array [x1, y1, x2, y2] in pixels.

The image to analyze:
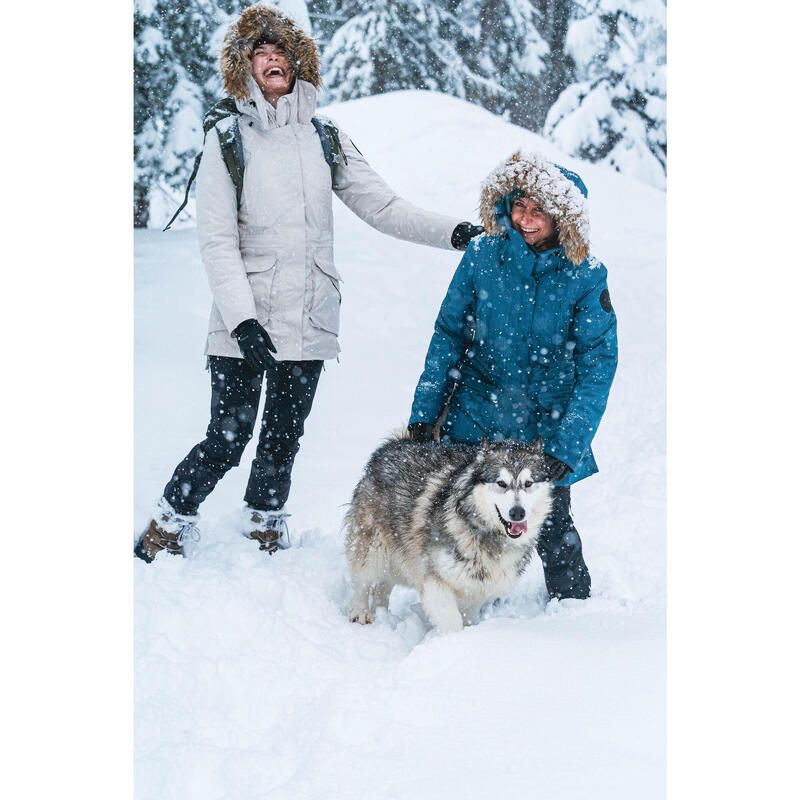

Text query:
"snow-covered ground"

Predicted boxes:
[[135, 91, 665, 799]]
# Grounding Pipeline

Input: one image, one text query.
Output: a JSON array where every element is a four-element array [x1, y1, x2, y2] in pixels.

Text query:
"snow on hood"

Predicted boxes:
[[479, 151, 590, 266], [221, 3, 321, 101]]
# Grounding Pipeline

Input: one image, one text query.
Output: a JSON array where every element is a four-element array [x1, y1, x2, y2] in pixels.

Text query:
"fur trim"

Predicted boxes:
[[220, 4, 321, 101], [479, 151, 590, 266]]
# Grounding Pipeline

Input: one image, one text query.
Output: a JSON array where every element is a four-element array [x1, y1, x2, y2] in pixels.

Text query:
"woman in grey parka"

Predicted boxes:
[[135, 4, 481, 561]]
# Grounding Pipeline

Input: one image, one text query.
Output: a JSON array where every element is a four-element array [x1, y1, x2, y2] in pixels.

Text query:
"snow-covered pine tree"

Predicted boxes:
[[456, 0, 550, 128], [307, 0, 358, 46], [321, 0, 499, 104], [528, 0, 577, 126], [134, 2, 165, 228], [543, 0, 666, 187]]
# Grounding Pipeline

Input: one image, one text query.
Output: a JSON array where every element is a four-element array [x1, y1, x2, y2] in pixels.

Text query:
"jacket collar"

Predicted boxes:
[[501, 227, 564, 280], [237, 78, 317, 130]]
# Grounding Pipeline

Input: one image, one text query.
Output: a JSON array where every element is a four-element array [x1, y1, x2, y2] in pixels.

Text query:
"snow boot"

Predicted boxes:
[[243, 506, 291, 555], [134, 497, 200, 563]]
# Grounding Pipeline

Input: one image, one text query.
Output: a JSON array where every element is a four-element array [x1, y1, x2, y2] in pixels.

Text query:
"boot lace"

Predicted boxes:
[[175, 520, 201, 545]]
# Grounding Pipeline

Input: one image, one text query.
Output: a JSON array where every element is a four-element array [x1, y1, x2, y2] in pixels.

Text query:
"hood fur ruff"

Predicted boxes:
[[221, 4, 321, 101], [479, 151, 590, 266]]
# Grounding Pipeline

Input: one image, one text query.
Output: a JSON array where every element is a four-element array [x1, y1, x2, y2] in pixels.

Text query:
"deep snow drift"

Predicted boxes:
[[135, 90, 665, 799]]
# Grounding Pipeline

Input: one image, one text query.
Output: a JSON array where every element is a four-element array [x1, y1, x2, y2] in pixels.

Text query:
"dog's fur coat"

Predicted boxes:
[[346, 435, 553, 633]]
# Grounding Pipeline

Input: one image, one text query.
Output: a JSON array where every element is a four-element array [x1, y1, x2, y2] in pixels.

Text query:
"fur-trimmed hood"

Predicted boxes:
[[479, 151, 590, 266], [220, 4, 321, 101]]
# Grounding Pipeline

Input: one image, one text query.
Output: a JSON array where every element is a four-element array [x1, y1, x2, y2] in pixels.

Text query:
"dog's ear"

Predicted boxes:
[[531, 436, 544, 454], [479, 436, 491, 450]]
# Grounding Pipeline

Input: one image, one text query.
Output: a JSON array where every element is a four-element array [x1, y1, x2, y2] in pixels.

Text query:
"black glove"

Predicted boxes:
[[543, 453, 572, 483], [451, 222, 484, 251], [233, 318, 277, 372], [408, 422, 436, 442]]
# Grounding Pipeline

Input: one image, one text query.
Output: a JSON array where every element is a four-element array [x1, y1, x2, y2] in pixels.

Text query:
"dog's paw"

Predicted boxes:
[[349, 609, 375, 625]]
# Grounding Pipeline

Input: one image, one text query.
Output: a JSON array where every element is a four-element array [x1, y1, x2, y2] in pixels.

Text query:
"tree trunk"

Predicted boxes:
[[540, 0, 574, 124], [511, 0, 574, 131], [134, 184, 149, 229]]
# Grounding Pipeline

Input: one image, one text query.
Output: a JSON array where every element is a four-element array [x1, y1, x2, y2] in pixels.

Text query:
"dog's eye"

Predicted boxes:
[[496, 480, 508, 489], [523, 480, 533, 488]]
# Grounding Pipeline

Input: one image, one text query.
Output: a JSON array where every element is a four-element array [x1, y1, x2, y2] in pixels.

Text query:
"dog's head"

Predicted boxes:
[[470, 438, 553, 542]]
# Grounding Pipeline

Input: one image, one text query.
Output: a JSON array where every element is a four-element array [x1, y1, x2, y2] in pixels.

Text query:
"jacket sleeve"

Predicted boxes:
[[409, 245, 478, 424], [332, 129, 461, 250], [196, 127, 257, 334], [546, 267, 618, 471]]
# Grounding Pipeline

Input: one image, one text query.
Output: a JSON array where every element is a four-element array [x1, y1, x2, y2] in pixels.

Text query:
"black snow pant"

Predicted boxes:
[[163, 355, 323, 515], [536, 486, 591, 599]]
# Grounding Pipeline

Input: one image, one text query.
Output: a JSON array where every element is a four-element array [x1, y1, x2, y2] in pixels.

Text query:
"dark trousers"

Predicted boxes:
[[163, 356, 323, 515], [536, 486, 591, 599]]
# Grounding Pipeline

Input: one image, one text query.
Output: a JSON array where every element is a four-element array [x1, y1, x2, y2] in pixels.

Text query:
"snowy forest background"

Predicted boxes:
[[134, 0, 666, 228]]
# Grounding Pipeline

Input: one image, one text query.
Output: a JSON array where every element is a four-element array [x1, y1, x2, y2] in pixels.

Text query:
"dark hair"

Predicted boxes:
[[252, 33, 283, 53]]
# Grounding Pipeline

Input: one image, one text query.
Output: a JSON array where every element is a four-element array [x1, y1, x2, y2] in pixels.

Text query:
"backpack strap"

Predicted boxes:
[[164, 99, 243, 232], [162, 151, 203, 232], [215, 114, 244, 208], [202, 97, 239, 133], [312, 117, 347, 173]]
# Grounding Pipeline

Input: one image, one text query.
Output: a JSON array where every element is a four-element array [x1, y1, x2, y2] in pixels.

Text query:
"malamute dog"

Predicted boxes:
[[346, 435, 553, 633]]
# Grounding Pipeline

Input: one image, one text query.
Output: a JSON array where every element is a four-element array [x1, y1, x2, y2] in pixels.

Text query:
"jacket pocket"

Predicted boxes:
[[240, 251, 278, 328], [241, 251, 277, 274], [313, 254, 342, 297], [309, 254, 342, 334]]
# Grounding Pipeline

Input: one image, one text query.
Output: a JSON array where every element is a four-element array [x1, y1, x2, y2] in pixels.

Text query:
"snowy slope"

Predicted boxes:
[[135, 90, 665, 799]]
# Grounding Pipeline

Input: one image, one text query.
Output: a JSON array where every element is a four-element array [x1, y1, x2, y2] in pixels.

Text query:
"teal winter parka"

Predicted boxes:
[[409, 152, 618, 485]]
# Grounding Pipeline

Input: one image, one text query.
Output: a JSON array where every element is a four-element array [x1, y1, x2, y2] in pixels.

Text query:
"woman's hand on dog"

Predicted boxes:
[[408, 422, 436, 442], [543, 453, 572, 483]]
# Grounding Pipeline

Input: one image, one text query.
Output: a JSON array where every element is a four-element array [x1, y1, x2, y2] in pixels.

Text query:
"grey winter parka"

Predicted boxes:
[[196, 75, 461, 361]]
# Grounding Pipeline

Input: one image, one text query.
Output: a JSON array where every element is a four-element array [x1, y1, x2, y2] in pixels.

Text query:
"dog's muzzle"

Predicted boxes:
[[496, 506, 528, 538]]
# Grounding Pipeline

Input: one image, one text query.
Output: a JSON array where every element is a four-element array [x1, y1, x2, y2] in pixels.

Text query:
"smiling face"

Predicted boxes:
[[510, 196, 555, 248], [251, 42, 294, 105]]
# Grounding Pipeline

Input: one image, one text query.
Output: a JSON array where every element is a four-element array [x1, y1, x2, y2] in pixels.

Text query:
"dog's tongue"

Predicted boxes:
[[510, 520, 528, 536]]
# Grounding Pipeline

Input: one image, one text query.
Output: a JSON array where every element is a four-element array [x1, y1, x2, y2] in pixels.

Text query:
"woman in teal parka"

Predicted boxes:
[[408, 151, 617, 599]]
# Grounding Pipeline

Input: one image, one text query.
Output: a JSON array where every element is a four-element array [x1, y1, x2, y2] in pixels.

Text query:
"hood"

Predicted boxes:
[[220, 3, 321, 101], [479, 151, 590, 266]]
